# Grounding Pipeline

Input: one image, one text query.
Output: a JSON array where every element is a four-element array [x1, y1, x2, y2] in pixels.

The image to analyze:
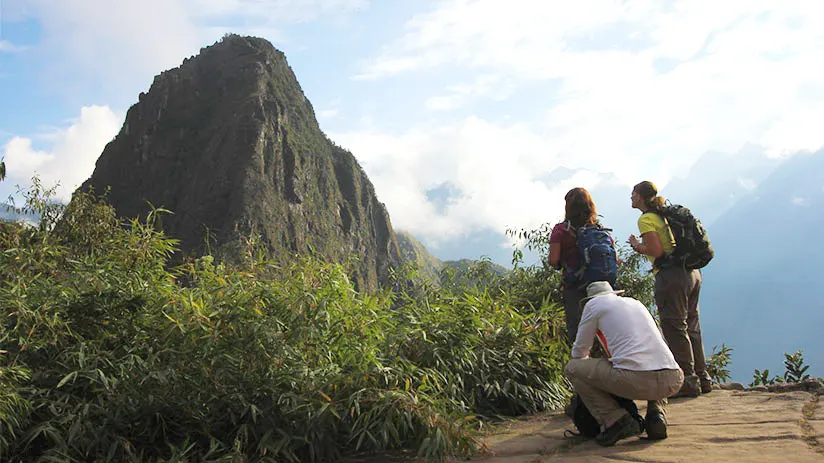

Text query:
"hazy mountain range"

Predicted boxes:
[[699, 148, 824, 381]]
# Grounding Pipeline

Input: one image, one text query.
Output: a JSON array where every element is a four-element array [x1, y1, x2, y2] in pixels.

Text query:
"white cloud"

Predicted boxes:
[[330, 116, 610, 245], [344, 1, 824, 243], [424, 74, 507, 111], [790, 196, 808, 206], [0, 106, 122, 202], [358, 2, 824, 169]]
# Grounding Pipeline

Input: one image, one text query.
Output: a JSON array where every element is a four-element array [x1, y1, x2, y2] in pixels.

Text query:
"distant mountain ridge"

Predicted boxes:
[[661, 143, 784, 226], [395, 230, 443, 282], [395, 229, 509, 285], [700, 148, 824, 380]]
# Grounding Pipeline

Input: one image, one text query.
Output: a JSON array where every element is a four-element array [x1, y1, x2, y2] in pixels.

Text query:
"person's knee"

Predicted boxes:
[[565, 360, 581, 378]]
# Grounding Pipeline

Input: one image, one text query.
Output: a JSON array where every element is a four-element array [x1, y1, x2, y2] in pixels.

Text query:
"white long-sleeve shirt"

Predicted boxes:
[[572, 294, 680, 371]]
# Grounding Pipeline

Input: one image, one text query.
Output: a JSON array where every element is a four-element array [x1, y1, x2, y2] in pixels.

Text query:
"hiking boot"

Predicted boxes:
[[671, 376, 701, 398], [645, 412, 667, 440], [595, 413, 642, 447], [700, 378, 714, 394], [670, 383, 700, 398]]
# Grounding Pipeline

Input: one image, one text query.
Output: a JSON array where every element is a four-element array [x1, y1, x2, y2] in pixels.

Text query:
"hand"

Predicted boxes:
[[628, 234, 640, 250]]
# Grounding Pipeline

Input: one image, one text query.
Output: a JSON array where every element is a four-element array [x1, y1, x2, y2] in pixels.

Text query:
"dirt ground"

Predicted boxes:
[[473, 387, 822, 462], [346, 384, 822, 462]]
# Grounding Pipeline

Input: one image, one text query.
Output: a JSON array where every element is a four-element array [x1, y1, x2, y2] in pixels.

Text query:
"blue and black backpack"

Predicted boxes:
[[565, 222, 618, 287]]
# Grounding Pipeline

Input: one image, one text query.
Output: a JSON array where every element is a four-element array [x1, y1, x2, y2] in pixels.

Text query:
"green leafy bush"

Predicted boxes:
[[0, 187, 570, 461], [782, 350, 811, 383], [751, 368, 779, 387], [751, 350, 814, 387], [706, 344, 733, 384]]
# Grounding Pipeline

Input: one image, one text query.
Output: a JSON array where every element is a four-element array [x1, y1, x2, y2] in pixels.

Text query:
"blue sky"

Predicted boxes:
[[2, 0, 824, 262]]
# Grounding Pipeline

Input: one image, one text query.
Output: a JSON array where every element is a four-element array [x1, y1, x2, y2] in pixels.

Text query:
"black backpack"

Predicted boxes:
[[566, 393, 645, 438], [655, 203, 714, 270]]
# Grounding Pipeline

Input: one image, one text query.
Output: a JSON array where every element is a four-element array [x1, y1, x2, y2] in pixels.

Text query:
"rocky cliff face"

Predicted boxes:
[[80, 34, 401, 292]]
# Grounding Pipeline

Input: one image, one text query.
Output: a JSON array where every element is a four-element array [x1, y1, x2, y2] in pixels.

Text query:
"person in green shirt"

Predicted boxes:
[[628, 181, 712, 398]]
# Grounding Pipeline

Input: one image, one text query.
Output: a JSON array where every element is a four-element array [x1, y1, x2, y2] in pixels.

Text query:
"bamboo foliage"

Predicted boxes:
[[0, 186, 572, 462]]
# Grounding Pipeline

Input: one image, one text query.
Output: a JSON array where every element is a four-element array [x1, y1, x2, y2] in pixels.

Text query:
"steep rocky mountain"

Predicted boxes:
[[700, 148, 824, 380], [79, 34, 401, 292]]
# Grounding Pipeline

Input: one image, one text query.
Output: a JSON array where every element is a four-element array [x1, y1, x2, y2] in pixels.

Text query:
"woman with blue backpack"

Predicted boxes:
[[548, 187, 619, 345]]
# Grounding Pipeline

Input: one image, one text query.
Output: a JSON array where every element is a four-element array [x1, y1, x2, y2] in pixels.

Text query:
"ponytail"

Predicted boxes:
[[649, 196, 666, 211], [633, 181, 666, 212]]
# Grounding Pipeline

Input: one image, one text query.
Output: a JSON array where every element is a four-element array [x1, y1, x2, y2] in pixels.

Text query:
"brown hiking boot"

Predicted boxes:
[[670, 382, 701, 398], [700, 378, 714, 394], [645, 412, 667, 440]]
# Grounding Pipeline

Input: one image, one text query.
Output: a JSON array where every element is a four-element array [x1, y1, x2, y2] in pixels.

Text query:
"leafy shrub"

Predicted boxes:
[[751, 350, 813, 387], [751, 368, 778, 387], [0, 186, 570, 461], [782, 350, 811, 383], [706, 344, 733, 384]]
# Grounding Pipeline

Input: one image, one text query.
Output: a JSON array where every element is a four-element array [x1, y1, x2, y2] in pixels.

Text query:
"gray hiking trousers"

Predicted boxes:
[[563, 286, 586, 345], [654, 267, 711, 388]]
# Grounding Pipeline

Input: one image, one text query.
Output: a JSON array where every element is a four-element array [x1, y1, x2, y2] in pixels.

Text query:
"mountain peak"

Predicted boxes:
[[79, 35, 401, 292]]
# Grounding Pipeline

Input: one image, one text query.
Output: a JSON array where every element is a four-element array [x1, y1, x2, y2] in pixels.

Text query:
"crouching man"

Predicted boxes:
[[566, 281, 684, 446]]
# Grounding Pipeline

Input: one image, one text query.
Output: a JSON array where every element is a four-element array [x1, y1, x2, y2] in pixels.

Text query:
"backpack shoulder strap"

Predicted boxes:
[[565, 221, 580, 238]]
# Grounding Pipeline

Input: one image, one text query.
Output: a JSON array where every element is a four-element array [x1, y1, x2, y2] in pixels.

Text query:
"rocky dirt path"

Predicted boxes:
[[475, 388, 822, 462]]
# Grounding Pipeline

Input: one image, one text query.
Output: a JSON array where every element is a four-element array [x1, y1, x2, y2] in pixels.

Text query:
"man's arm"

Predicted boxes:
[[571, 301, 599, 359]]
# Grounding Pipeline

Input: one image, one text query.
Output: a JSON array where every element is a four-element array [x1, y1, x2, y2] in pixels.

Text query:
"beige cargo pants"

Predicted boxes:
[[566, 358, 684, 428]]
